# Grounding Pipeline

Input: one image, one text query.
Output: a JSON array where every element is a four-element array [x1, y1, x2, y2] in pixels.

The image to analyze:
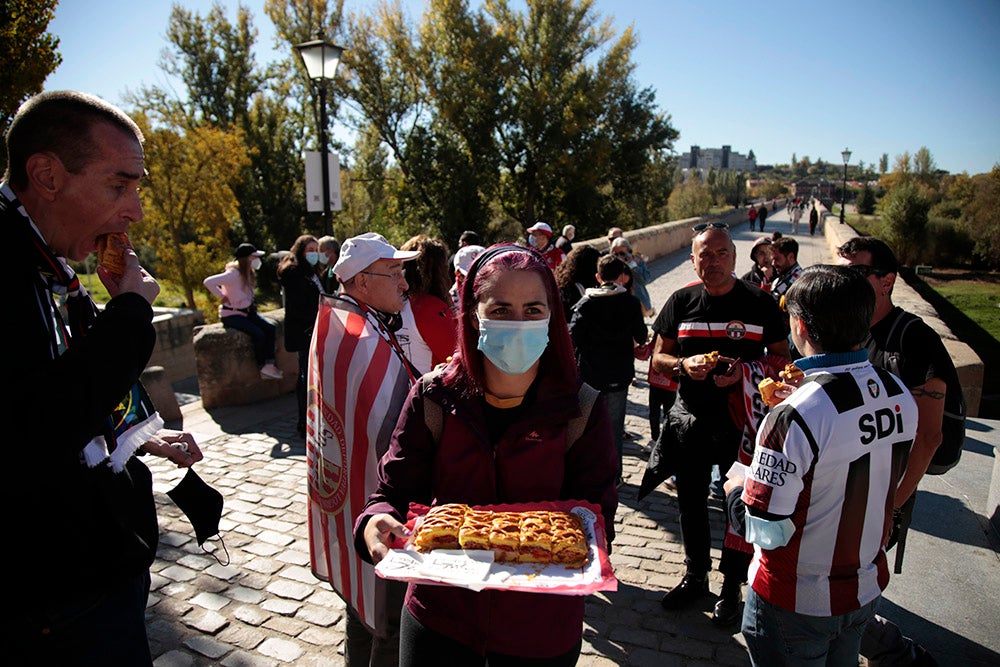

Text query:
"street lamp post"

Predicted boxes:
[[295, 33, 344, 237], [840, 148, 851, 224]]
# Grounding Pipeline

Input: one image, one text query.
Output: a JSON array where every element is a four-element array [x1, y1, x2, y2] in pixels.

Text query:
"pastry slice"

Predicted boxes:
[[96, 232, 133, 277], [458, 509, 494, 551], [413, 503, 470, 552], [549, 512, 588, 568], [518, 511, 553, 564], [489, 512, 521, 563]]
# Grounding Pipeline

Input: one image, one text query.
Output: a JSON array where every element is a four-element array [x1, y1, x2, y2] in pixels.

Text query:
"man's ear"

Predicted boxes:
[[24, 152, 61, 201]]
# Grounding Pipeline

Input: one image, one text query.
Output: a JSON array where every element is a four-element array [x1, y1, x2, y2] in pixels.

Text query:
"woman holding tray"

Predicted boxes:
[[355, 243, 619, 665]]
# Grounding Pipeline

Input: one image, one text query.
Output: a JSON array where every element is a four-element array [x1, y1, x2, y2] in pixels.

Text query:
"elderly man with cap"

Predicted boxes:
[[526, 220, 566, 271], [306, 232, 420, 667]]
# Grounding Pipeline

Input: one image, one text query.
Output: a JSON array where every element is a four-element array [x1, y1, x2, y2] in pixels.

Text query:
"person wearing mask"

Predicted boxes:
[[5, 89, 204, 664], [356, 243, 618, 664], [724, 265, 917, 667], [307, 232, 420, 666], [651, 223, 789, 626], [450, 243, 486, 308], [277, 234, 323, 438], [203, 243, 284, 380], [317, 235, 340, 293], [526, 221, 566, 272]]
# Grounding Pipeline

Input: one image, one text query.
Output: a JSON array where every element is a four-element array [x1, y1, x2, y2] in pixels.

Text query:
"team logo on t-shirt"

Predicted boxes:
[[867, 378, 880, 398], [725, 320, 747, 340]]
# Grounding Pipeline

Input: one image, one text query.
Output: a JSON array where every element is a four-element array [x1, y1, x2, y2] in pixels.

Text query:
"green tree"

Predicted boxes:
[[134, 115, 251, 309], [0, 0, 62, 168], [879, 153, 889, 175], [962, 165, 1000, 267], [667, 175, 712, 220], [856, 182, 877, 215], [878, 181, 929, 266]]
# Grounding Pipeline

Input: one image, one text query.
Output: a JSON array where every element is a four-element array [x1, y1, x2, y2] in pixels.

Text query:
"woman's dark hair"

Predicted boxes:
[[554, 245, 601, 290], [785, 265, 875, 352], [400, 234, 453, 304], [443, 244, 578, 397], [277, 234, 318, 277]]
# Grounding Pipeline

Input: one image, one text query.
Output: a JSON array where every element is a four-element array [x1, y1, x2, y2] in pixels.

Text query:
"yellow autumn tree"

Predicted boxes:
[[133, 114, 251, 310]]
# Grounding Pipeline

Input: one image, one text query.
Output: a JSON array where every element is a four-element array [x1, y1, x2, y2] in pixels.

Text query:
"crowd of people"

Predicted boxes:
[[8, 88, 962, 667]]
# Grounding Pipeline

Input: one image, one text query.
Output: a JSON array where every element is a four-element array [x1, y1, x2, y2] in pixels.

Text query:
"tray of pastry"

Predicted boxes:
[[373, 499, 617, 595]]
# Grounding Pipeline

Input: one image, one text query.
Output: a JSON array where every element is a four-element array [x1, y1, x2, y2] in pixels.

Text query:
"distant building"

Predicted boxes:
[[791, 178, 835, 200], [679, 145, 756, 174]]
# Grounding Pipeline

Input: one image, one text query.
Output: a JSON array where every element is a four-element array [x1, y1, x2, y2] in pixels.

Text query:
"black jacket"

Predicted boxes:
[[569, 285, 647, 391], [279, 262, 321, 352], [4, 193, 158, 611]]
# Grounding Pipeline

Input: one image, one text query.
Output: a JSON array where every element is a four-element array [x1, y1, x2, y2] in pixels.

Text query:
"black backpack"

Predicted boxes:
[[878, 310, 966, 475]]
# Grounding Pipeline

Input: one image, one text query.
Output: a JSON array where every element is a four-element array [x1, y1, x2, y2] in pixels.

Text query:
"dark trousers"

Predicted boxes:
[[648, 386, 676, 442], [221, 312, 277, 367], [671, 403, 751, 582], [400, 606, 582, 667], [10, 572, 152, 666], [344, 580, 407, 667]]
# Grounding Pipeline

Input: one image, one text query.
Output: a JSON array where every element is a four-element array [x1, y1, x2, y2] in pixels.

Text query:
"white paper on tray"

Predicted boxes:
[[374, 504, 616, 595]]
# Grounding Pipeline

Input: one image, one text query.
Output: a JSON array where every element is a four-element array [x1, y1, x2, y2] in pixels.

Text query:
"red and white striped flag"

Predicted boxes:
[[306, 294, 413, 636]]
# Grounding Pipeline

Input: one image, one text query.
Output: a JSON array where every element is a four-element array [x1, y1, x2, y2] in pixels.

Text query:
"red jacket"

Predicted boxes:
[[355, 369, 618, 657]]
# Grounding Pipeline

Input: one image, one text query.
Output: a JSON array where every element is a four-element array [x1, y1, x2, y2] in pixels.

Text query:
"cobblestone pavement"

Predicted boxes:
[[145, 210, 995, 666]]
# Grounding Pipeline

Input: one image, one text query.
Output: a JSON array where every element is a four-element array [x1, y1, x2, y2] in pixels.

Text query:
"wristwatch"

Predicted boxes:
[[673, 357, 686, 377]]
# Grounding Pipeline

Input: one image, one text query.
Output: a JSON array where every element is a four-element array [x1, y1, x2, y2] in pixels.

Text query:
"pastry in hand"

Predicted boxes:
[[96, 232, 133, 277], [703, 350, 720, 366], [759, 377, 794, 408], [783, 363, 805, 383]]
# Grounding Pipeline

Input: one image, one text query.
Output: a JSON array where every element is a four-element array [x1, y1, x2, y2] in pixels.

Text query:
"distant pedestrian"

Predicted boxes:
[[204, 243, 284, 380], [791, 203, 803, 234], [809, 203, 819, 236], [757, 203, 768, 232], [555, 224, 575, 254], [748, 205, 758, 231]]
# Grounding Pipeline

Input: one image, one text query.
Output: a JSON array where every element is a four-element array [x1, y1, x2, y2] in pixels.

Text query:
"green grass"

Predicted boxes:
[[927, 281, 1000, 342]]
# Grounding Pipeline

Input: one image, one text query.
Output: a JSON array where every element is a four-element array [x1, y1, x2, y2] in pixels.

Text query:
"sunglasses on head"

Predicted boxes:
[[850, 264, 890, 278], [692, 221, 729, 232]]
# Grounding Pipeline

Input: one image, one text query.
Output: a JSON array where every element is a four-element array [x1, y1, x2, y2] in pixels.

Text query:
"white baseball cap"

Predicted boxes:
[[333, 232, 420, 282], [526, 221, 553, 236], [454, 244, 486, 275]]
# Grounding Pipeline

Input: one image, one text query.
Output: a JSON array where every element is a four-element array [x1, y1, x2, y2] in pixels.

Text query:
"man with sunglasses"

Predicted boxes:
[[837, 237, 963, 666], [651, 223, 790, 626]]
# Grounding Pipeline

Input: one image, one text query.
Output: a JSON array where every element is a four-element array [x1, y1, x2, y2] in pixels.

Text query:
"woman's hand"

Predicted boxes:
[[364, 513, 410, 564]]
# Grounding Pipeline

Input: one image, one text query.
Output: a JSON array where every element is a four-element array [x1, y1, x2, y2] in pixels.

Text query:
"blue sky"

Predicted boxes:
[[46, 0, 1000, 175]]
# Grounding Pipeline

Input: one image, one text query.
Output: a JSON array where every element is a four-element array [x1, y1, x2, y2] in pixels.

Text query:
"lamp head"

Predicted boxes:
[[842, 148, 852, 164], [295, 33, 344, 81]]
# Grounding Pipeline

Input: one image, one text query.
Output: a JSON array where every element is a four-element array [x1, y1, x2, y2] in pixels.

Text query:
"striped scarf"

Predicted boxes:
[[4, 183, 162, 471]]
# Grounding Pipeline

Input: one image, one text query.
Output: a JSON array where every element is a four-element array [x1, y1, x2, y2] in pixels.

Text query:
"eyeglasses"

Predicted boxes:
[[692, 221, 729, 232], [361, 270, 406, 281], [849, 264, 890, 278]]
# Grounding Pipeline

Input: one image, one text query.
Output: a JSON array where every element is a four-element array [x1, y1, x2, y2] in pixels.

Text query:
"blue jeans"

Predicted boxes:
[[603, 388, 628, 475], [221, 312, 277, 367], [742, 586, 878, 667]]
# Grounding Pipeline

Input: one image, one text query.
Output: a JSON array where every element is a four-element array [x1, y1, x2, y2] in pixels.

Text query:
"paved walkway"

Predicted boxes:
[[148, 208, 1000, 666]]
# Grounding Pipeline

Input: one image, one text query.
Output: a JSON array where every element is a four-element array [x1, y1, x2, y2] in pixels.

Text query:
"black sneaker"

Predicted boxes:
[[660, 573, 709, 610], [711, 588, 743, 627]]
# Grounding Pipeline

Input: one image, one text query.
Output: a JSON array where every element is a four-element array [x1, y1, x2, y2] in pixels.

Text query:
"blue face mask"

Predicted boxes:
[[476, 316, 550, 375], [305, 252, 321, 266]]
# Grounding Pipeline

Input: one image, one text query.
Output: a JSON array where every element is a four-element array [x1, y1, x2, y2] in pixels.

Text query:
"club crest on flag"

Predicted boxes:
[[308, 398, 349, 515]]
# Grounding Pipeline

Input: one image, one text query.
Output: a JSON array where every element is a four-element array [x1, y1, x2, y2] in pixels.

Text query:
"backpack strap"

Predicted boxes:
[[566, 382, 600, 451], [421, 366, 447, 443]]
